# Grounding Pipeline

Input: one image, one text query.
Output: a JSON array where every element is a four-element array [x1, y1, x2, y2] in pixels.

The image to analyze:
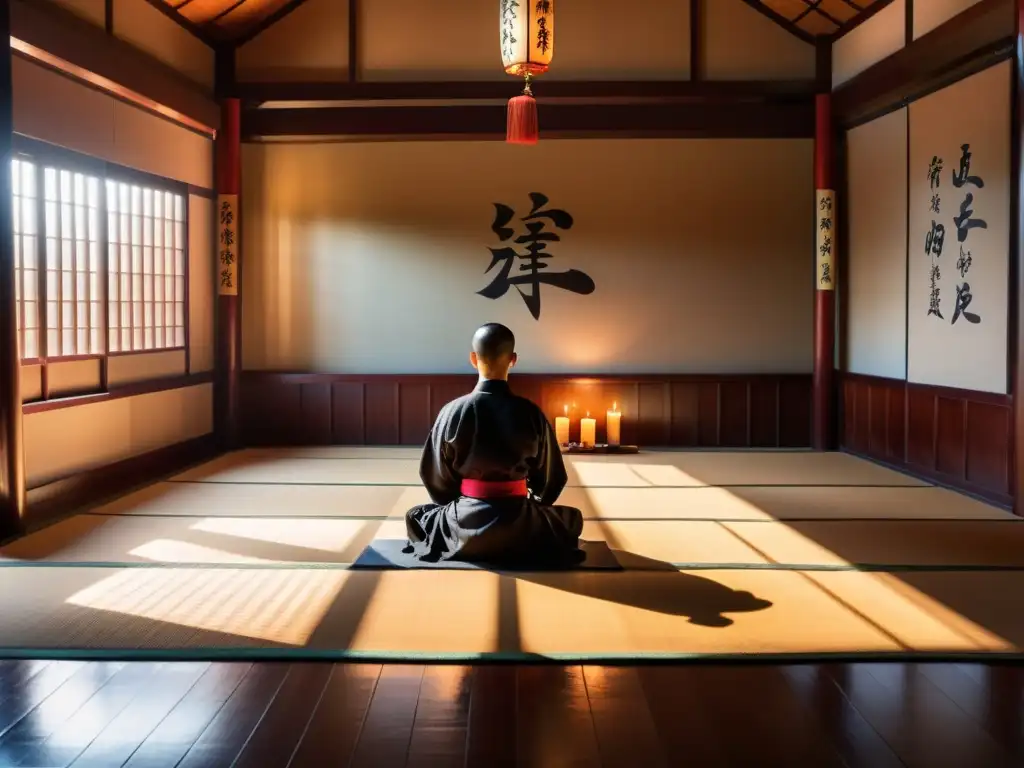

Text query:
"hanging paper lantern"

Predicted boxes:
[[500, 0, 554, 145]]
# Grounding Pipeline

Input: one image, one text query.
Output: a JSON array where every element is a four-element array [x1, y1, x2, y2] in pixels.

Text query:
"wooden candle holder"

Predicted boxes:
[[562, 443, 640, 454]]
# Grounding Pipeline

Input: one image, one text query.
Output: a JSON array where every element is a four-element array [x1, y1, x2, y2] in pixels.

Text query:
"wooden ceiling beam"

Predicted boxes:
[[242, 99, 815, 141], [830, 0, 898, 41], [10, 0, 220, 133], [237, 78, 818, 105], [233, 0, 314, 46], [137, 0, 222, 47], [832, 0, 1014, 126], [736, 0, 815, 43]]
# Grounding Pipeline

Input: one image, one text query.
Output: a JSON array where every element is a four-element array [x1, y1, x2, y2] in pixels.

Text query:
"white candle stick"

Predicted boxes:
[[580, 412, 596, 448], [606, 401, 621, 447], [555, 404, 570, 446]]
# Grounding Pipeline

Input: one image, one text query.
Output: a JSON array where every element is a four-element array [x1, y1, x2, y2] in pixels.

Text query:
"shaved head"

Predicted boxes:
[[472, 323, 516, 365]]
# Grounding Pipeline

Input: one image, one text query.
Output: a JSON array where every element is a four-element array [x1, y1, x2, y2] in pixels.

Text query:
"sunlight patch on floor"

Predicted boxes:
[[130, 539, 279, 565], [189, 517, 386, 553], [804, 571, 1014, 652], [627, 464, 705, 487], [65, 568, 347, 646]]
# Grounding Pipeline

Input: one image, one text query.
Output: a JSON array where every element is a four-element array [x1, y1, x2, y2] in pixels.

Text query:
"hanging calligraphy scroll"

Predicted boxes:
[[816, 190, 836, 291], [217, 194, 238, 296], [907, 61, 1009, 394]]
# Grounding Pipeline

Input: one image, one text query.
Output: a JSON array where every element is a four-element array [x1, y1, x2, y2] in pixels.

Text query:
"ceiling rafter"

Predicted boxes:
[[145, 0, 892, 50]]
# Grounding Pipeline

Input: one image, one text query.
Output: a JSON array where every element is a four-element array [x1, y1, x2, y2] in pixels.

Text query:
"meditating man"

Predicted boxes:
[[404, 323, 584, 564]]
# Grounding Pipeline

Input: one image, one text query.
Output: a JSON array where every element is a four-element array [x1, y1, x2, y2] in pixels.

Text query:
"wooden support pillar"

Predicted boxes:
[[1013, 0, 1024, 513], [215, 96, 241, 450], [0, 0, 25, 537], [813, 92, 837, 451]]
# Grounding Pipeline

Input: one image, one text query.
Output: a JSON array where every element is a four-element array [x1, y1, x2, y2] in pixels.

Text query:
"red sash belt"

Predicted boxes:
[[460, 478, 528, 499]]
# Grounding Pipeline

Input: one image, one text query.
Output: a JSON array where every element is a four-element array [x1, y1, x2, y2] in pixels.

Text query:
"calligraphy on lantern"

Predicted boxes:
[[924, 144, 985, 326], [816, 191, 835, 290], [217, 194, 238, 297]]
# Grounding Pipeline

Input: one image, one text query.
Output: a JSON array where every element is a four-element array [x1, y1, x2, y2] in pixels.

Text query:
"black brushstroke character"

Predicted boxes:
[[819, 216, 831, 232], [536, 17, 551, 54], [928, 156, 943, 189], [219, 201, 233, 226], [925, 221, 945, 257], [930, 195, 940, 214], [535, 0, 551, 13], [953, 193, 987, 243], [952, 144, 984, 189], [956, 246, 972, 278], [820, 263, 832, 286], [819, 236, 832, 257], [479, 193, 595, 320], [928, 264, 943, 319], [500, 0, 519, 58], [952, 282, 981, 325]]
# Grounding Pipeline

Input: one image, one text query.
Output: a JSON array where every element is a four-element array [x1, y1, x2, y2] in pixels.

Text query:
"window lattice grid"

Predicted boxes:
[[12, 159, 39, 360], [107, 183, 186, 353], [44, 168, 103, 358]]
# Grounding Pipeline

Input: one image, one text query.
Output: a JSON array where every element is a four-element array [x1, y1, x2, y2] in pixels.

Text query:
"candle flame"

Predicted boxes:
[[586, 411, 590, 418], [563, 404, 568, 415], [613, 401, 617, 411]]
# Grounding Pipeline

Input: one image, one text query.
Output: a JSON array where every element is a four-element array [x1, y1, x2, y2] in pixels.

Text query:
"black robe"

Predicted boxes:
[[404, 378, 583, 564]]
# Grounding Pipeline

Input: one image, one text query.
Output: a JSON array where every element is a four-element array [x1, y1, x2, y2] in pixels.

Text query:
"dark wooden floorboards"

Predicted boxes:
[[0, 661, 1021, 766]]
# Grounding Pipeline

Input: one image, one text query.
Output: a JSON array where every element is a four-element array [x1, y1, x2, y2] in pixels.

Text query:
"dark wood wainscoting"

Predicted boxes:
[[241, 372, 812, 449], [841, 372, 1014, 507]]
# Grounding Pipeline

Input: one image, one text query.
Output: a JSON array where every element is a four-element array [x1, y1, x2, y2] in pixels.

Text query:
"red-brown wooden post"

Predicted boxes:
[[1013, 0, 1024, 513], [813, 93, 836, 450], [0, 0, 25, 537], [215, 97, 241, 449]]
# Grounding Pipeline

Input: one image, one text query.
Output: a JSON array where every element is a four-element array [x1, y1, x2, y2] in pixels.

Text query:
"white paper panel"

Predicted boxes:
[[846, 108, 908, 379]]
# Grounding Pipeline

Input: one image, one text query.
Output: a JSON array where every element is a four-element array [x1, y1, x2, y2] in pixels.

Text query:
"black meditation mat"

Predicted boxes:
[[351, 539, 622, 570]]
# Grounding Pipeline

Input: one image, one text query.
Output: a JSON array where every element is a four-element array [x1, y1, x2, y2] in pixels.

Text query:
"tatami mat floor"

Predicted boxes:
[[1, 448, 1022, 661]]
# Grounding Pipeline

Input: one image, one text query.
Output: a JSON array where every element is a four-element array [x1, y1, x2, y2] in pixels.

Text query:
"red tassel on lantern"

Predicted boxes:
[[506, 75, 538, 144]]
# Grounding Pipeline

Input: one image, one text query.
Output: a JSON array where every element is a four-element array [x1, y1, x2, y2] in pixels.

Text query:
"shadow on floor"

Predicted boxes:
[[515, 550, 774, 627]]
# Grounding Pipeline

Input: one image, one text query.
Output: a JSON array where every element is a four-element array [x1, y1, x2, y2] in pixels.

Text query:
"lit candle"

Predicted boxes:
[[606, 401, 621, 446], [580, 411, 596, 448], [555, 405, 570, 446]]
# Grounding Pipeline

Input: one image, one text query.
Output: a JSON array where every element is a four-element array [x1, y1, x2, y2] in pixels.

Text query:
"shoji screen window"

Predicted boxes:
[[12, 158, 39, 360], [44, 167, 103, 357], [107, 182, 186, 352]]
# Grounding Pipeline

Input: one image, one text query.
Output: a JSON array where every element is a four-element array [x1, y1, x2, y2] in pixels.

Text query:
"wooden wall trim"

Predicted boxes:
[[243, 100, 815, 141], [10, 0, 220, 134], [833, 0, 1014, 127], [843, 371, 1013, 407], [841, 372, 1014, 507], [20, 433, 219, 534], [240, 372, 813, 449], [22, 371, 213, 415], [248, 372, 812, 384]]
